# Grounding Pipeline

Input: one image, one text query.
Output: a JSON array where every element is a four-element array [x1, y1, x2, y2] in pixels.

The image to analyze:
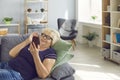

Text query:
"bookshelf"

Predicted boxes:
[[102, 0, 120, 64], [24, 0, 48, 33]]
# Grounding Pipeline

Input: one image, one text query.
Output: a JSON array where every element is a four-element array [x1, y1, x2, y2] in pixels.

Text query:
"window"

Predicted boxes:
[[77, 0, 102, 23]]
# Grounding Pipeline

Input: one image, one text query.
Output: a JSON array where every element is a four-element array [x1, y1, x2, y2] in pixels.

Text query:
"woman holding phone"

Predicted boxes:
[[0, 28, 60, 80]]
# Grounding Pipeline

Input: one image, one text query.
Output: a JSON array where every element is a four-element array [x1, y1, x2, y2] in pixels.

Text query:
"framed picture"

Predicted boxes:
[[117, 19, 120, 28]]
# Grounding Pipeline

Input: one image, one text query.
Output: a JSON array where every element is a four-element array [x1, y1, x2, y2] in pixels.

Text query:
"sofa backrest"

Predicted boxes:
[[0, 35, 29, 61]]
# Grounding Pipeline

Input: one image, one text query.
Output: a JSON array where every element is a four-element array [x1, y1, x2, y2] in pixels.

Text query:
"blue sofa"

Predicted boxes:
[[0, 34, 75, 80]]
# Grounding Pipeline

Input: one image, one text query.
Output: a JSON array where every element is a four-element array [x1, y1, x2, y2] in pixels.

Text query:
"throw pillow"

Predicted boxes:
[[62, 20, 72, 31], [51, 63, 75, 80], [51, 39, 73, 71], [59, 20, 72, 36], [52, 39, 72, 52]]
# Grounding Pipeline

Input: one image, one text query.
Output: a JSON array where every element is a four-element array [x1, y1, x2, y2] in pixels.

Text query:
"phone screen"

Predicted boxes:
[[32, 36, 40, 48]]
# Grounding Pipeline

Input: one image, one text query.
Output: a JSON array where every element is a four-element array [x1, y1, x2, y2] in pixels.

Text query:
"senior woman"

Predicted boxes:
[[0, 28, 60, 80]]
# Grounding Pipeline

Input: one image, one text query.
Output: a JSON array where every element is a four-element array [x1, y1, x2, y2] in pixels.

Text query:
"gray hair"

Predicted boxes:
[[42, 28, 60, 45]]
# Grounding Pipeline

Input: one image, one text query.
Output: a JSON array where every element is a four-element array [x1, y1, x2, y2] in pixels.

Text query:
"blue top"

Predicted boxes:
[[8, 45, 57, 80]]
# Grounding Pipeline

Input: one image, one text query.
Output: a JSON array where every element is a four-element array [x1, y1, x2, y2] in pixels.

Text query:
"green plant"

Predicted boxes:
[[91, 16, 97, 20], [40, 8, 45, 12], [3, 17, 13, 22], [82, 32, 99, 41], [3, 17, 13, 24]]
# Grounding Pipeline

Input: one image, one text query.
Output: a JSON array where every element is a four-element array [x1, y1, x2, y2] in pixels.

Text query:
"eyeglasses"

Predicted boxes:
[[41, 33, 53, 40]]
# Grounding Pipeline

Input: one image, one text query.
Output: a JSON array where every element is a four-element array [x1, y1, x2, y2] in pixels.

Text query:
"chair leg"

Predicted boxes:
[[71, 39, 76, 50]]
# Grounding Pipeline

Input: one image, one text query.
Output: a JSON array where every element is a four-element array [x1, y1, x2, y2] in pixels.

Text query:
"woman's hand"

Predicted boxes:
[[29, 42, 39, 56], [26, 32, 39, 44]]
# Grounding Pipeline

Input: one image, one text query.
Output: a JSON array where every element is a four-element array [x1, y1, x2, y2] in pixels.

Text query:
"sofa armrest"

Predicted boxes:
[[51, 63, 75, 80], [0, 35, 29, 61]]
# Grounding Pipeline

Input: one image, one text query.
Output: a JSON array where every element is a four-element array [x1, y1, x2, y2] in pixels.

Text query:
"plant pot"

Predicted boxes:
[[40, 8, 45, 12], [4, 21, 11, 24], [88, 41, 94, 47]]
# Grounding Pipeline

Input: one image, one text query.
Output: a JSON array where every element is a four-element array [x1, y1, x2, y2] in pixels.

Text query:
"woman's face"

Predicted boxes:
[[39, 32, 53, 48]]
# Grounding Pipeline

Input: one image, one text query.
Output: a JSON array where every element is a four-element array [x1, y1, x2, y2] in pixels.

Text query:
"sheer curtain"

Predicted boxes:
[[77, 0, 102, 23]]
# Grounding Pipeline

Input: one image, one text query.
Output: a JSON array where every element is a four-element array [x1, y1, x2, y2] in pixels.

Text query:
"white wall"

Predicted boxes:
[[48, 0, 75, 29], [0, 0, 75, 33]]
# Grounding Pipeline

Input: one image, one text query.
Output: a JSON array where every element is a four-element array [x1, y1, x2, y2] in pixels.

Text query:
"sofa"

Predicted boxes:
[[0, 34, 75, 80]]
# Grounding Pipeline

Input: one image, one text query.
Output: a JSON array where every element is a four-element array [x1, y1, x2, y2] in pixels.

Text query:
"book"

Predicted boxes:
[[115, 33, 120, 43], [113, 33, 116, 43]]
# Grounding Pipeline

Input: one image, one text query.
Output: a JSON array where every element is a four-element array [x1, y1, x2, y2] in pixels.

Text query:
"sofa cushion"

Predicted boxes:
[[0, 35, 29, 61], [51, 63, 75, 80], [51, 39, 73, 70]]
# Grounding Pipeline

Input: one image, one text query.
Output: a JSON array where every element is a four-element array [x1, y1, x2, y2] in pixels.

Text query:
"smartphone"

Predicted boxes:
[[32, 36, 40, 48]]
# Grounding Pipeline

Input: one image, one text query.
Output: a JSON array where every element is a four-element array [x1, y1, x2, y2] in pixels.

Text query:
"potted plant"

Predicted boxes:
[[91, 16, 97, 21], [3, 17, 13, 24], [82, 32, 99, 47], [40, 8, 45, 12]]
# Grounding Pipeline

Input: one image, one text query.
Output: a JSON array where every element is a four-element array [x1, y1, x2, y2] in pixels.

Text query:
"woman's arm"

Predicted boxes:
[[33, 54, 55, 79], [29, 43, 55, 79], [9, 38, 30, 58], [9, 32, 38, 58]]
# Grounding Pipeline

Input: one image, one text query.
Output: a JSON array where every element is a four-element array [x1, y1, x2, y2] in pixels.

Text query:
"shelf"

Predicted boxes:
[[112, 43, 120, 47], [102, 11, 120, 13], [0, 23, 20, 34], [26, 23, 47, 26], [102, 11, 110, 13], [102, 0, 120, 64], [0, 33, 19, 36], [111, 11, 120, 13], [26, 0, 48, 3], [25, 0, 48, 33], [26, 11, 48, 14], [102, 26, 111, 28], [103, 40, 111, 44], [111, 27, 120, 30], [0, 24, 19, 27]]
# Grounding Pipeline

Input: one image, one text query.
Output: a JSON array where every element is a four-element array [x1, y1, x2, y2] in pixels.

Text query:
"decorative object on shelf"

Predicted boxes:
[[40, 8, 45, 12], [2, 17, 13, 24], [40, 20, 48, 23], [117, 19, 120, 27], [105, 34, 110, 42], [107, 5, 110, 11], [102, 47, 110, 59], [0, 28, 8, 35], [113, 33, 120, 43], [112, 50, 120, 64], [32, 18, 41, 24], [82, 32, 99, 47], [117, 5, 120, 11], [35, 10, 38, 12], [27, 17, 32, 24], [27, 8, 32, 12], [105, 14, 110, 26]]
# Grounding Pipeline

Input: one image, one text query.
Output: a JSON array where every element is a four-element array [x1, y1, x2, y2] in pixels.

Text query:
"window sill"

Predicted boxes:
[[79, 20, 102, 29]]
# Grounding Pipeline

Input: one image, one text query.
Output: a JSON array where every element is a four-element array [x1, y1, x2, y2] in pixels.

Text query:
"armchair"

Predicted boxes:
[[57, 18, 78, 50]]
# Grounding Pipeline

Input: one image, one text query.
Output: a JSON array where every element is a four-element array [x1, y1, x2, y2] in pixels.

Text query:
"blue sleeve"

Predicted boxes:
[[44, 48, 57, 59]]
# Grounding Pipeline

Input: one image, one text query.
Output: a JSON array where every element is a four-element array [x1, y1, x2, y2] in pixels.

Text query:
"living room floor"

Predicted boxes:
[[69, 43, 120, 80]]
